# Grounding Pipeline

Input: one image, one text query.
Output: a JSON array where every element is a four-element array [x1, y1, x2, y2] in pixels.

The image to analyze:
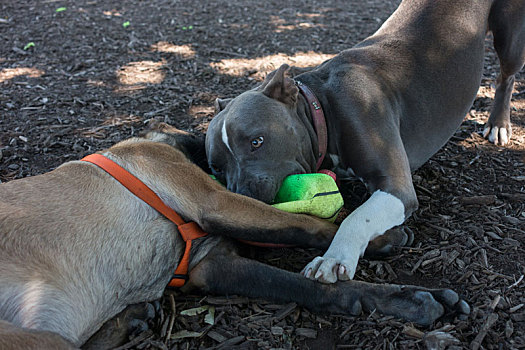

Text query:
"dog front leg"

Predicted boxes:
[[185, 247, 469, 326], [302, 137, 418, 283], [302, 190, 409, 283], [194, 184, 337, 249]]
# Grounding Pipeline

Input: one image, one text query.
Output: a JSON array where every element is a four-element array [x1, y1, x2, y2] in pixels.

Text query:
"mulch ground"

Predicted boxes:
[[1, 0, 524, 349]]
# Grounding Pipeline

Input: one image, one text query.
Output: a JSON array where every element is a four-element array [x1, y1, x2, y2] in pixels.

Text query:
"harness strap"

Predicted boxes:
[[81, 153, 207, 288], [295, 80, 328, 171]]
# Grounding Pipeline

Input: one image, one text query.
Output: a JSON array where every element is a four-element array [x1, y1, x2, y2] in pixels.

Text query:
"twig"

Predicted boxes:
[[459, 195, 497, 205], [489, 295, 501, 311], [506, 275, 524, 292], [470, 313, 498, 350], [113, 330, 153, 350], [165, 294, 176, 343]]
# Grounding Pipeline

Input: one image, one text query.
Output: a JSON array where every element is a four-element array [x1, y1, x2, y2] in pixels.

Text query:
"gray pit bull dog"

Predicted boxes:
[[206, 0, 525, 283]]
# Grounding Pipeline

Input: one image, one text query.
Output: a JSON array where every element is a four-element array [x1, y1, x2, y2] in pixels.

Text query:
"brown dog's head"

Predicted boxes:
[[205, 64, 318, 203], [145, 121, 209, 172]]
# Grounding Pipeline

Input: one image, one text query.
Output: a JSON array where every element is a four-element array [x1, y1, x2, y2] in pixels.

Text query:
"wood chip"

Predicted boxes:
[[507, 275, 524, 292], [216, 336, 245, 349], [113, 330, 154, 350], [505, 320, 514, 338], [480, 248, 489, 268], [422, 256, 442, 267], [402, 325, 424, 339], [273, 303, 296, 321], [499, 193, 525, 202], [206, 296, 250, 305], [470, 313, 498, 350], [509, 304, 524, 313], [445, 250, 460, 265], [485, 231, 503, 240], [271, 326, 283, 336], [296, 328, 317, 338], [459, 195, 497, 205], [207, 330, 227, 343], [383, 262, 398, 280], [502, 216, 521, 225], [489, 295, 501, 311], [423, 330, 460, 350]]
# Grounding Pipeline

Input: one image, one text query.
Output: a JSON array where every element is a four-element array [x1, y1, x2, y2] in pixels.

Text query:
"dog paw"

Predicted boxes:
[[301, 255, 358, 283], [385, 287, 470, 326], [364, 226, 413, 258], [483, 123, 511, 146], [426, 288, 470, 321]]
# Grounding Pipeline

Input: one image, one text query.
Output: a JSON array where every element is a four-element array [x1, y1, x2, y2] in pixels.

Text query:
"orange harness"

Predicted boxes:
[[81, 154, 208, 288]]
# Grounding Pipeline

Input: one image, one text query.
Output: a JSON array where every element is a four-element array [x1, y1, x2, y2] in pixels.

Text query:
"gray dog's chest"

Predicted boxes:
[[327, 154, 366, 185]]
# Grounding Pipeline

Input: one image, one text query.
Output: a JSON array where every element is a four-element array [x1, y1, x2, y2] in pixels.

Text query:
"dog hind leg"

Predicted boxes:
[[484, 0, 525, 146], [185, 245, 469, 326], [0, 320, 75, 350], [82, 303, 156, 350]]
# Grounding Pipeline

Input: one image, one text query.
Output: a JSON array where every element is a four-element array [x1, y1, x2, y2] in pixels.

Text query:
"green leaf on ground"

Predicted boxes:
[[180, 305, 215, 325], [123, 21, 130, 28], [204, 306, 215, 325], [23, 42, 35, 50], [55, 7, 67, 12], [180, 305, 209, 316]]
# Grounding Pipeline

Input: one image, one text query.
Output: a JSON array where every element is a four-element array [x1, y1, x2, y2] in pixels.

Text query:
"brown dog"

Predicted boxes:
[[0, 123, 468, 349]]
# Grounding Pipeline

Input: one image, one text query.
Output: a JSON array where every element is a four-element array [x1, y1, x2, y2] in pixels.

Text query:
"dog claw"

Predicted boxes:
[[304, 268, 312, 279], [338, 265, 346, 276], [482, 125, 491, 138], [483, 123, 511, 146], [303, 254, 357, 283]]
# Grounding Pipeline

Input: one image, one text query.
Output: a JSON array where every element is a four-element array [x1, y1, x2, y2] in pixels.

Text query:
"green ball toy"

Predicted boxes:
[[271, 173, 343, 223]]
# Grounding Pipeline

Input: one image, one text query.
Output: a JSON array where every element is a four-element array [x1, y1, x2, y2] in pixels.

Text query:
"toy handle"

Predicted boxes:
[[317, 169, 337, 182]]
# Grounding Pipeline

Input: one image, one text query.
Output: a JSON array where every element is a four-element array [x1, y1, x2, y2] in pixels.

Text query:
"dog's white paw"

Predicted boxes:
[[483, 124, 511, 146], [301, 254, 358, 284]]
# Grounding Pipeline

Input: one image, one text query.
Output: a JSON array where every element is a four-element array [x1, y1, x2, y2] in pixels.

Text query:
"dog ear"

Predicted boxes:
[[147, 120, 183, 134], [214, 98, 233, 114], [260, 64, 298, 106]]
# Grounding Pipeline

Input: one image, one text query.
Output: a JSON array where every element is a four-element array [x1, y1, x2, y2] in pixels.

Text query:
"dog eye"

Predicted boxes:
[[251, 136, 264, 149]]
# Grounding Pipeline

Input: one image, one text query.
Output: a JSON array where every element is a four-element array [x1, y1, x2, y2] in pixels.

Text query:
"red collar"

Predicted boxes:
[[296, 80, 328, 170], [81, 153, 207, 288]]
